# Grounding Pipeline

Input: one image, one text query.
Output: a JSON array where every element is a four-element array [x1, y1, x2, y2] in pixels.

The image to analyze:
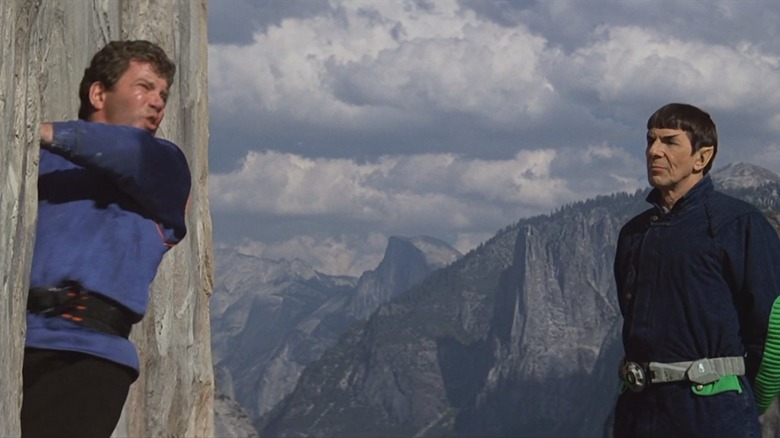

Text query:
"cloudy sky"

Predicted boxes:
[[207, 0, 780, 276]]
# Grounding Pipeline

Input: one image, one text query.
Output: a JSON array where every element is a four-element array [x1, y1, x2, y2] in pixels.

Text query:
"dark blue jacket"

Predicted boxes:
[[26, 120, 191, 373], [614, 175, 780, 437]]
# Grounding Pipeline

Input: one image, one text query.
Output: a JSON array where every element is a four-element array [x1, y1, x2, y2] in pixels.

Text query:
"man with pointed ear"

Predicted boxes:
[[22, 40, 191, 437], [613, 103, 780, 437]]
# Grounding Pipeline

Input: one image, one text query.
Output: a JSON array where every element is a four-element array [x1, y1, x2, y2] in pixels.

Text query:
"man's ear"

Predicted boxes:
[[88, 82, 107, 112], [694, 146, 715, 173]]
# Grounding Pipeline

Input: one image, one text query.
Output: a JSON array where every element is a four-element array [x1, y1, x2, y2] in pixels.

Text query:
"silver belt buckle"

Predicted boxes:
[[621, 361, 647, 392]]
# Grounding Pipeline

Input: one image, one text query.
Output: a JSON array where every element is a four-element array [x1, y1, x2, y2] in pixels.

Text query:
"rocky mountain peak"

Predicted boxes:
[[215, 248, 319, 285], [349, 236, 462, 319], [712, 162, 780, 190], [391, 235, 462, 268], [212, 235, 462, 431]]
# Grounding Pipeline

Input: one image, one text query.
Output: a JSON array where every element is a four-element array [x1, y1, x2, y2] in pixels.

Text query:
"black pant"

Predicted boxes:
[[21, 348, 136, 438]]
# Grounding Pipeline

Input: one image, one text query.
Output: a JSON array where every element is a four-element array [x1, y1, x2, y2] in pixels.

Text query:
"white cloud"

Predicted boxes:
[[210, 145, 644, 269], [552, 25, 780, 110], [209, 0, 554, 130], [207, 0, 780, 274], [209, 144, 644, 275], [209, 2, 780, 138], [209, 0, 780, 171], [234, 233, 388, 277], [210, 149, 578, 229], [750, 142, 780, 174]]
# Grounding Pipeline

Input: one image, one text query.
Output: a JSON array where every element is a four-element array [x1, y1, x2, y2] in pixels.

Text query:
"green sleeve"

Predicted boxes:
[[754, 296, 780, 413]]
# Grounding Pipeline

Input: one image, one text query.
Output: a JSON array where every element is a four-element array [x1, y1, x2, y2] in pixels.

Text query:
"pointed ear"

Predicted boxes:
[[694, 146, 715, 172], [88, 81, 107, 112]]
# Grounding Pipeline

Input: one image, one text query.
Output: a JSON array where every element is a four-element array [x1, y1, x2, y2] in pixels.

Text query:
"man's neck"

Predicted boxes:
[[657, 174, 704, 210]]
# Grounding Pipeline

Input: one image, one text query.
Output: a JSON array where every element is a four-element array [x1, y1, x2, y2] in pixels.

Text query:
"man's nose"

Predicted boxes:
[[149, 92, 165, 110], [647, 139, 663, 156]]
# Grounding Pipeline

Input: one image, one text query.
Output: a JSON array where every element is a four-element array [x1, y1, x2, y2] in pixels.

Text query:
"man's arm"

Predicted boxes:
[[43, 120, 191, 241], [726, 212, 780, 413], [754, 299, 780, 414]]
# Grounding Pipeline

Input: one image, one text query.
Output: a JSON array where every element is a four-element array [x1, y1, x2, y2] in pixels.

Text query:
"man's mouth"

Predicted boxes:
[[649, 164, 665, 172], [145, 116, 160, 130]]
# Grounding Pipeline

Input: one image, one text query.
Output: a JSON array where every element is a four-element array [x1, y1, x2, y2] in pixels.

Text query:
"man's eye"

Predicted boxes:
[[661, 136, 678, 145]]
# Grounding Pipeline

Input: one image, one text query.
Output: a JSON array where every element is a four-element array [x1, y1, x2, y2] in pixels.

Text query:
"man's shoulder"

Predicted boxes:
[[707, 190, 762, 217], [56, 120, 183, 148], [706, 190, 767, 234]]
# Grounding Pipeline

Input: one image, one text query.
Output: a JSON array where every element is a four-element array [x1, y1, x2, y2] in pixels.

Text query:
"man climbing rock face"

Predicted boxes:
[[21, 40, 191, 438], [613, 103, 780, 437]]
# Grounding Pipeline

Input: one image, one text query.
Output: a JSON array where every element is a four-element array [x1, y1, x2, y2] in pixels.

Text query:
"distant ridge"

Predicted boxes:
[[211, 236, 461, 430], [254, 162, 780, 438], [713, 162, 780, 190]]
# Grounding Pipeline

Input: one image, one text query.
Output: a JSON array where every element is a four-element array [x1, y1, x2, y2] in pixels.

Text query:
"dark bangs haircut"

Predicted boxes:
[[78, 40, 176, 120], [647, 103, 718, 174]]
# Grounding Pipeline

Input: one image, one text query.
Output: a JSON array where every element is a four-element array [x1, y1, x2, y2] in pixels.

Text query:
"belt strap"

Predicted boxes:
[[27, 283, 136, 339], [649, 356, 745, 385]]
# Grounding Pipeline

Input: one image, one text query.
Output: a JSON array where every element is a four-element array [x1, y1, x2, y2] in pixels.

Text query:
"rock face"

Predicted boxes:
[[715, 162, 780, 191], [0, 3, 42, 435], [211, 236, 461, 427], [0, 1, 212, 437], [350, 236, 462, 319], [214, 393, 259, 438], [460, 198, 629, 437], [211, 249, 358, 427], [259, 164, 780, 438]]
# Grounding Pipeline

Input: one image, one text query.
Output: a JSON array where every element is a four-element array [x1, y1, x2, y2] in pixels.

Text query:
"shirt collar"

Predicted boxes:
[[646, 174, 714, 213]]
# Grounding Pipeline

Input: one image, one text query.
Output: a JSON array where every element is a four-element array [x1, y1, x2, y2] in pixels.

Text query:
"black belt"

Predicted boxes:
[[27, 282, 137, 338]]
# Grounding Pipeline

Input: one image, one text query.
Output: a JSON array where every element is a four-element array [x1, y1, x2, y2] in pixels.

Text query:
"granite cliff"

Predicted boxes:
[[256, 163, 780, 437], [211, 236, 461, 431]]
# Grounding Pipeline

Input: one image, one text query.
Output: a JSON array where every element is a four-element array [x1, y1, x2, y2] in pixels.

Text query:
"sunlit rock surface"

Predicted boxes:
[[0, 1, 212, 436]]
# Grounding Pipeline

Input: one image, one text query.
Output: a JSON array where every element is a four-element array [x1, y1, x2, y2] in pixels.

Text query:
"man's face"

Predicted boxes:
[[646, 128, 700, 192], [89, 60, 169, 135]]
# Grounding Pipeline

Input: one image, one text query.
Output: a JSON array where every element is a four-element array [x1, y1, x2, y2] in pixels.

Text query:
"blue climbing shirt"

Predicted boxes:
[[26, 120, 191, 374]]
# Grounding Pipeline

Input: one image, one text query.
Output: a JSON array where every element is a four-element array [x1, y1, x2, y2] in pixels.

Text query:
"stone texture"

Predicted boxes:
[[0, 1, 212, 436], [212, 236, 461, 428], [0, 2, 44, 435], [349, 236, 462, 319], [213, 393, 259, 438]]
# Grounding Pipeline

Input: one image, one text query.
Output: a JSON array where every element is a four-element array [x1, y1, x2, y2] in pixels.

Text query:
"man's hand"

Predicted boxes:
[[40, 123, 53, 149]]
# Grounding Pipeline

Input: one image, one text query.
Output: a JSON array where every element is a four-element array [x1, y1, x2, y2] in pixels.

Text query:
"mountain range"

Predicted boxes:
[[213, 162, 780, 437], [211, 236, 461, 434]]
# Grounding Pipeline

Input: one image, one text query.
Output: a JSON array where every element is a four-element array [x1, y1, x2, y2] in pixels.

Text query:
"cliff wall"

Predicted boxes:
[[0, 1, 212, 436]]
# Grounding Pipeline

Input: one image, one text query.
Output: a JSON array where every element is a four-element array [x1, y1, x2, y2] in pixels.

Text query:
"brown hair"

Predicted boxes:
[[78, 40, 176, 120]]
